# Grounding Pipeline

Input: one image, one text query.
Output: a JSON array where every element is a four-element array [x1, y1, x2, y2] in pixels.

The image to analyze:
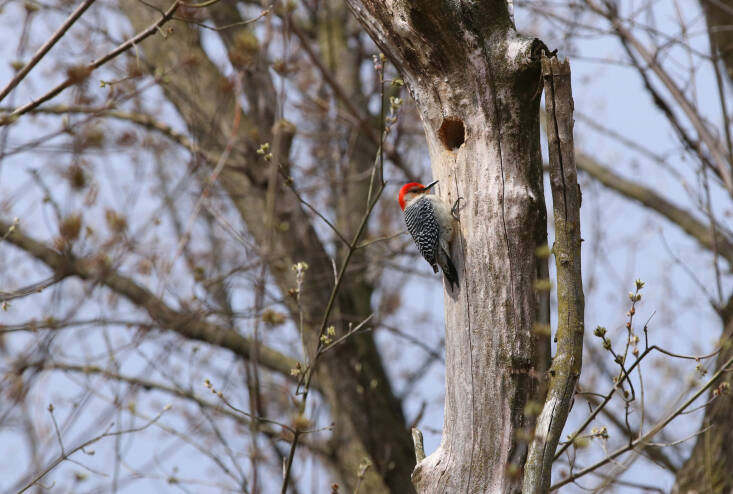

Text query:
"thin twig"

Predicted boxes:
[[280, 134, 387, 494], [2, 1, 180, 123], [555, 342, 722, 461], [156, 74, 242, 295], [17, 406, 171, 493], [585, 0, 733, 194], [289, 20, 415, 183], [0, 275, 64, 303], [551, 352, 733, 490], [0, 0, 96, 104]]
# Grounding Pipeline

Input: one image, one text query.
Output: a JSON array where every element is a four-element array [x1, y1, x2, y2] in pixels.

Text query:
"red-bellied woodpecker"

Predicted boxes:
[[398, 180, 459, 290]]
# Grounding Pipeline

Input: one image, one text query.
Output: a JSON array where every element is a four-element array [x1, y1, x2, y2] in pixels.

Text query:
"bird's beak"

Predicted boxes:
[[422, 180, 439, 192]]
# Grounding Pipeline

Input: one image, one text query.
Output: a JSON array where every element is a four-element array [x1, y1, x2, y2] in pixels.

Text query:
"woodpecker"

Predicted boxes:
[[398, 180, 459, 290]]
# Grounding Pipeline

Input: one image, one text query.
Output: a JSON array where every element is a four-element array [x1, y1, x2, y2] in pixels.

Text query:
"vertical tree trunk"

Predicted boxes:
[[347, 2, 550, 492]]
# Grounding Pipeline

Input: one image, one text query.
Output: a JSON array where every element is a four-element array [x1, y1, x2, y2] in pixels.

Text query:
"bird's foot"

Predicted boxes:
[[451, 197, 464, 220]]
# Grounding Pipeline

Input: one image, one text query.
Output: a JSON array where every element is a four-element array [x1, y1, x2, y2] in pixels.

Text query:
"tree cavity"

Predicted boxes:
[[438, 118, 465, 150]]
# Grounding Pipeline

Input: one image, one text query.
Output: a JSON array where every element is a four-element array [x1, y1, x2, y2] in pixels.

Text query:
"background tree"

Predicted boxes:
[[521, 1, 733, 491]]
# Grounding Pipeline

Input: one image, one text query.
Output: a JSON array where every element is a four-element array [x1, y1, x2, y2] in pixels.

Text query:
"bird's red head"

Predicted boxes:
[[398, 180, 438, 210]]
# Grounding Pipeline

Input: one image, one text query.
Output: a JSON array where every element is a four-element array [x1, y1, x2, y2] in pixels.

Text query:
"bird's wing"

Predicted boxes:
[[404, 197, 439, 268]]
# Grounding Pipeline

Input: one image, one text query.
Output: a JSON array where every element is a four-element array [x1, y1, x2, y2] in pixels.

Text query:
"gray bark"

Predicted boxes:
[[523, 56, 584, 493], [346, 2, 551, 492]]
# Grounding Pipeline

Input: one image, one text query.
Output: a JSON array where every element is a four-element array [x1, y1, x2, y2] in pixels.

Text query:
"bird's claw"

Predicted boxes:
[[451, 197, 464, 219]]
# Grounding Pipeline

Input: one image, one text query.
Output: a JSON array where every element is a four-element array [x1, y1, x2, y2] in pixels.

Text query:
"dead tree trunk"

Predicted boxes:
[[347, 2, 550, 492]]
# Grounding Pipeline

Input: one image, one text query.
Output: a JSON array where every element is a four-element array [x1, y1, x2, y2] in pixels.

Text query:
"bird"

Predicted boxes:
[[398, 180, 459, 290]]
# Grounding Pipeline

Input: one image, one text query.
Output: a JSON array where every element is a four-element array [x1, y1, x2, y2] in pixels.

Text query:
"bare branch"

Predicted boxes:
[[412, 428, 426, 463], [585, 0, 733, 194], [22, 360, 335, 456], [551, 352, 733, 490], [0, 275, 64, 303], [0, 219, 301, 380], [281, 159, 386, 493], [576, 152, 733, 268], [524, 56, 585, 493], [1, 1, 180, 123], [289, 20, 416, 183], [0, 0, 96, 104], [17, 405, 171, 494]]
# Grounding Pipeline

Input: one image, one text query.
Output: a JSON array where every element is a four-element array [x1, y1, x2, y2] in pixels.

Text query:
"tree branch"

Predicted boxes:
[[576, 152, 733, 268], [585, 0, 733, 194], [0, 219, 300, 380], [1, 1, 181, 123], [524, 56, 585, 493], [19, 360, 330, 457], [551, 352, 733, 490], [0, 0, 96, 104], [120, 3, 417, 491]]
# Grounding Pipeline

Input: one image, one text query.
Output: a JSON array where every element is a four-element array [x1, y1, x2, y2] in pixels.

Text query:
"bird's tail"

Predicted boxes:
[[439, 248, 459, 290]]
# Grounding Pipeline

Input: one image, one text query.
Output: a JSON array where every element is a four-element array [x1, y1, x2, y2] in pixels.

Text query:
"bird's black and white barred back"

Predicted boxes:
[[404, 197, 440, 267], [403, 196, 459, 289]]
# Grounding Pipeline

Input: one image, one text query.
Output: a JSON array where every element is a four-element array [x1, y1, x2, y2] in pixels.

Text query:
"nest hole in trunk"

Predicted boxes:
[[438, 118, 465, 150]]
